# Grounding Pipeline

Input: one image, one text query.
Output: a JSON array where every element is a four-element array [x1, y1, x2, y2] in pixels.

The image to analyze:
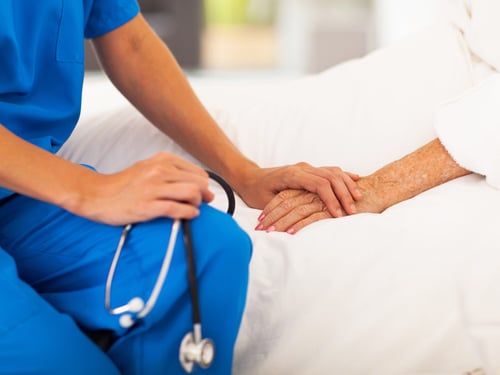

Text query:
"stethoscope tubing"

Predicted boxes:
[[207, 170, 235, 216], [105, 170, 235, 371], [182, 219, 201, 325], [106, 170, 235, 324]]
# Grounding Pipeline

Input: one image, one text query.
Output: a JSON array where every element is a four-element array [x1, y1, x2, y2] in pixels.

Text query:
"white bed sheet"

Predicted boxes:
[[60, 22, 500, 375]]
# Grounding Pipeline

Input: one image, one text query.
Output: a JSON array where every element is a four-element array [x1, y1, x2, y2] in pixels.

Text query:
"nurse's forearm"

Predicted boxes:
[[356, 138, 471, 212], [91, 14, 258, 189], [0, 125, 102, 208]]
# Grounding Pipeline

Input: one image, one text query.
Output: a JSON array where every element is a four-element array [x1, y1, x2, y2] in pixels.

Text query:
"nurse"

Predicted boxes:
[[0, 1, 254, 374], [0, 0, 359, 373]]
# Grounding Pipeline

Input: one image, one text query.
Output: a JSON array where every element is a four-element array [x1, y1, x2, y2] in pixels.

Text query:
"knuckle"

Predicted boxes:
[[320, 204, 330, 213], [157, 151, 172, 160], [184, 185, 200, 199], [311, 211, 331, 221], [317, 179, 330, 191], [311, 196, 327, 211], [312, 194, 322, 203], [306, 192, 318, 204], [162, 200, 177, 215], [280, 199, 294, 211], [295, 161, 310, 168], [146, 161, 168, 175], [150, 152, 165, 163], [296, 204, 311, 216], [162, 201, 196, 220], [277, 190, 291, 201]]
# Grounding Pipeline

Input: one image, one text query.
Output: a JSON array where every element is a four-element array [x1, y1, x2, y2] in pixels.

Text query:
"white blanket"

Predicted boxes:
[[60, 18, 500, 375]]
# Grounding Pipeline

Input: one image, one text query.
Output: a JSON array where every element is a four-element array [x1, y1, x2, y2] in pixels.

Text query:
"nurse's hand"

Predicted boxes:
[[234, 163, 362, 219], [72, 152, 214, 225]]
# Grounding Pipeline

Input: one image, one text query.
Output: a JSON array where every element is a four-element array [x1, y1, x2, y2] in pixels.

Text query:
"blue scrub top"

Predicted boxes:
[[0, 0, 139, 200]]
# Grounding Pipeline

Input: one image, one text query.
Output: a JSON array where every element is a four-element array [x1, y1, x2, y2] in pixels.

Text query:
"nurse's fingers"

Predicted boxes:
[[159, 170, 214, 203], [89, 159, 213, 225], [148, 199, 202, 220], [304, 165, 361, 216], [133, 154, 214, 203], [274, 163, 361, 217], [324, 166, 362, 216], [152, 152, 208, 177]]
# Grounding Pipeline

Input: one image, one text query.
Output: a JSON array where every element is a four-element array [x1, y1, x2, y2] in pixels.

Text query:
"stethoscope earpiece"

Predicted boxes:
[[116, 297, 145, 328], [119, 314, 135, 329], [127, 297, 145, 313]]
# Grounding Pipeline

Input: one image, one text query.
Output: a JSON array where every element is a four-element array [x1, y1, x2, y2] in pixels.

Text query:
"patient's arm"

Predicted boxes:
[[257, 139, 471, 233]]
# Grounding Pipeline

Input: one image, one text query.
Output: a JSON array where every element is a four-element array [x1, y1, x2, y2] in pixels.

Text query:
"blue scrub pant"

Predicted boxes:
[[0, 194, 252, 375], [0, 249, 121, 375]]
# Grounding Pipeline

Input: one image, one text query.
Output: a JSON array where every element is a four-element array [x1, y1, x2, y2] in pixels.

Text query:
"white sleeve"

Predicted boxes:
[[452, 0, 500, 74], [435, 74, 500, 189]]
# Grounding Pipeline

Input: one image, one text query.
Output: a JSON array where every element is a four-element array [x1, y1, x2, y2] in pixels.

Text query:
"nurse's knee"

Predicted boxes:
[[193, 206, 252, 278], [217, 217, 252, 268]]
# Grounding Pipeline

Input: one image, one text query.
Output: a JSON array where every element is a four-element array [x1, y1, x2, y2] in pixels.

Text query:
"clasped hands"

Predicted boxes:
[[253, 167, 388, 235]]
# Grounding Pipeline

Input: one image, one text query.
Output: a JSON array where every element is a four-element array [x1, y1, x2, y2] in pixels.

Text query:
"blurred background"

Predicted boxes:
[[85, 0, 453, 75]]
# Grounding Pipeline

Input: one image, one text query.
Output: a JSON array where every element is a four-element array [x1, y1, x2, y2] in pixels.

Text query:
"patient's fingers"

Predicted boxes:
[[286, 211, 332, 234], [260, 189, 304, 216], [257, 189, 332, 233]]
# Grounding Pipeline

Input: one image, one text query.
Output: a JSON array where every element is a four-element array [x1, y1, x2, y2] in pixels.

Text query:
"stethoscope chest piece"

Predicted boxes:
[[179, 327, 215, 373]]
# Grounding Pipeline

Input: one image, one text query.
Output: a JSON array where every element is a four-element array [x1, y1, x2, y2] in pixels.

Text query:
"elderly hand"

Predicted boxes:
[[234, 162, 362, 219], [256, 175, 387, 234]]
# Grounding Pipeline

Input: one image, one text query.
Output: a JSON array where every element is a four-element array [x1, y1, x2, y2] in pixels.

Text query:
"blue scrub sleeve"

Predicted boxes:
[[85, 0, 140, 39]]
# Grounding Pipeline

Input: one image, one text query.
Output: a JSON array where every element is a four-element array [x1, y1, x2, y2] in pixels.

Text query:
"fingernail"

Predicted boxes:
[[286, 227, 296, 235], [350, 204, 357, 214], [258, 212, 265, 221], [266, 226, 276, 233], [255, 223, 264, 231], [335, 209, 343, 217]]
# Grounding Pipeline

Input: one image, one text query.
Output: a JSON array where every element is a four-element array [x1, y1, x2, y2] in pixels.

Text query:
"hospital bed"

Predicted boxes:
[[59, 22, 500, 375]]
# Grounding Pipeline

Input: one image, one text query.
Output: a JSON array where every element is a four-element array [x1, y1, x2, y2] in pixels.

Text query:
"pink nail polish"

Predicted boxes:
[[258, 212, 265, 221], [255, 223, 264, 231], [266, 226, 276, 233], [287, 228, 296, 235]]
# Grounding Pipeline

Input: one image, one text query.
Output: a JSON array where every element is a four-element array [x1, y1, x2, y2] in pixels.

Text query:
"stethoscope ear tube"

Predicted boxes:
[[206, 170, 235, 216], [182, 219, 201, 325]]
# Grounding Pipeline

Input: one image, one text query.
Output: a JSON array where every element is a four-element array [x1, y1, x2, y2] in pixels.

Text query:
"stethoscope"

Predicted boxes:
[[105, 171, 235, 373]]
